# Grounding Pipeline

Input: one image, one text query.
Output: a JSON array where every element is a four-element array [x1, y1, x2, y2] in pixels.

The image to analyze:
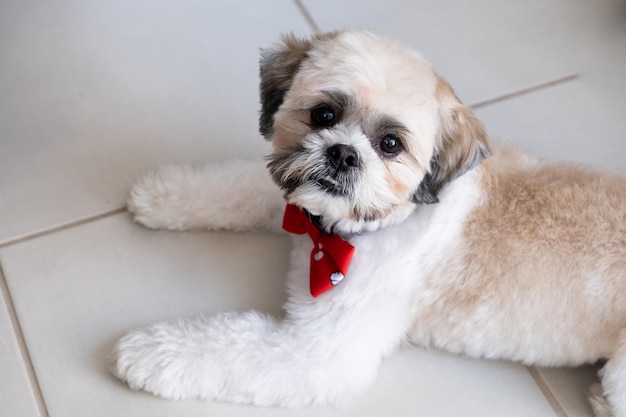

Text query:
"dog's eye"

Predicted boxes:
[[310, 106, 335, 128], [380, 135, 402, 155]]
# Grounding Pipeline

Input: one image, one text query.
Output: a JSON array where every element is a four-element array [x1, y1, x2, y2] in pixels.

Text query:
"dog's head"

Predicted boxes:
[[261, 30, 490, 235]]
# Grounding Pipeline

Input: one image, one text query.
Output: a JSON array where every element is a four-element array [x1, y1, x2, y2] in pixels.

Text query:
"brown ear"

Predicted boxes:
[[413, 77, 491, 204], [258, 34, 312, 139]]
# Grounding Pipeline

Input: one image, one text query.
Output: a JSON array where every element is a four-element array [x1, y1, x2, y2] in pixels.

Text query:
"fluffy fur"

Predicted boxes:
[[112, 30, 626, 415]]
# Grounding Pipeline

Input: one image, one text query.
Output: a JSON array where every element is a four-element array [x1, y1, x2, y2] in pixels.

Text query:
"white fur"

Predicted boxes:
[[113, 161, 482, 407], [127, 160, 284, 233]]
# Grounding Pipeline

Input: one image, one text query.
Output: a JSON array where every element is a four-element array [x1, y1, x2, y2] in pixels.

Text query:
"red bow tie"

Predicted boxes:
[[282, 204, 355, 297]]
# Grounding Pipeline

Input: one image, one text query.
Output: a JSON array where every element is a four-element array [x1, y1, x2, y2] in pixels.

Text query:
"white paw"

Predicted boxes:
[[111, 319, 218, 400], [127, 160, 284, 232], [111, 313, 359, 407], [111, 312, 279, 403], [112, 322, 205, 399], [127, 164, 200, 230]]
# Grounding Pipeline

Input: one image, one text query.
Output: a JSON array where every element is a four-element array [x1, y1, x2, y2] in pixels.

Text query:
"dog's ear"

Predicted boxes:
[[412, 77, 491, 204], [259, 34, 312, 140]]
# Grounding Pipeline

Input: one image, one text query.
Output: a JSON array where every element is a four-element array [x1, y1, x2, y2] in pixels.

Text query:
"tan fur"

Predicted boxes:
[[386, 167, 412, 196], [434, 77, 491, 185], [457, 149, 626, 361]]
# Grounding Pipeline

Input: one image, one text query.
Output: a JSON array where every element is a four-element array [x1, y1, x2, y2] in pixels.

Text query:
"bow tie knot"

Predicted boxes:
[[282, 204, 355, 297]]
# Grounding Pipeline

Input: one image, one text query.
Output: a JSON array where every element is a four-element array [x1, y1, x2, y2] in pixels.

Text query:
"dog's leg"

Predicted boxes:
[[592, 333, 626, 417], [112, 290, 408, 407], [127, 160, 284, 232]]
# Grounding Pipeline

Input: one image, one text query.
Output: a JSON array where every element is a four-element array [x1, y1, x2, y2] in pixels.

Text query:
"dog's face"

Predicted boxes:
[[260, 31, 490, 235]]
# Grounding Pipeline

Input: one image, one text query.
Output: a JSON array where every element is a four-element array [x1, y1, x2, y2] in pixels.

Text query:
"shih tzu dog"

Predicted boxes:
[[112, 30, 626, 416]]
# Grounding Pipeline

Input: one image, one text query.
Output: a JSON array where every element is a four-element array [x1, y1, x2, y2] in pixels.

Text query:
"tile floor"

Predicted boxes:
[[1, 0, 624, 416]]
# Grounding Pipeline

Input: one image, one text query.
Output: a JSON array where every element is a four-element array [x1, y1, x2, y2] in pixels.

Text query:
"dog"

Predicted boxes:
[[112, 30, 626, 416]]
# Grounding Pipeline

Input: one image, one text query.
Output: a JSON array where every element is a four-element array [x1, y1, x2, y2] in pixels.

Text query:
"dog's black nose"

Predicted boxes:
[[326, 144, 360, 172]]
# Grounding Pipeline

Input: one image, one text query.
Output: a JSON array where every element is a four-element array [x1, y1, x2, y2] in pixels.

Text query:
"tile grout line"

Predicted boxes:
[[0, 262, 50, 417], [293, 0, 320, 33], [527, 366, 569, 417], [0, 207, 127, 250], [468, 73, 579, 110]]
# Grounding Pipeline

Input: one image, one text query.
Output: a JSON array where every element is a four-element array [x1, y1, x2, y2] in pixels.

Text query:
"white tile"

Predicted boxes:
[[0, 279, 40, 417], [0, 0, 312, 244], [535, 366, 600, 417], [360, 349, 557, 417], [0, 213, 558, 417], [466, 0, 626, 174], [473, 74, 626, 174]]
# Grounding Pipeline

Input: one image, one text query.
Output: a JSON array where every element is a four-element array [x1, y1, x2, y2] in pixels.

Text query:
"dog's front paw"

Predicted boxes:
[[127, 164, 201, 230], [127, 161, 283, 232], [111, 319, 222, 400], [112, 312, 375, 407]]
